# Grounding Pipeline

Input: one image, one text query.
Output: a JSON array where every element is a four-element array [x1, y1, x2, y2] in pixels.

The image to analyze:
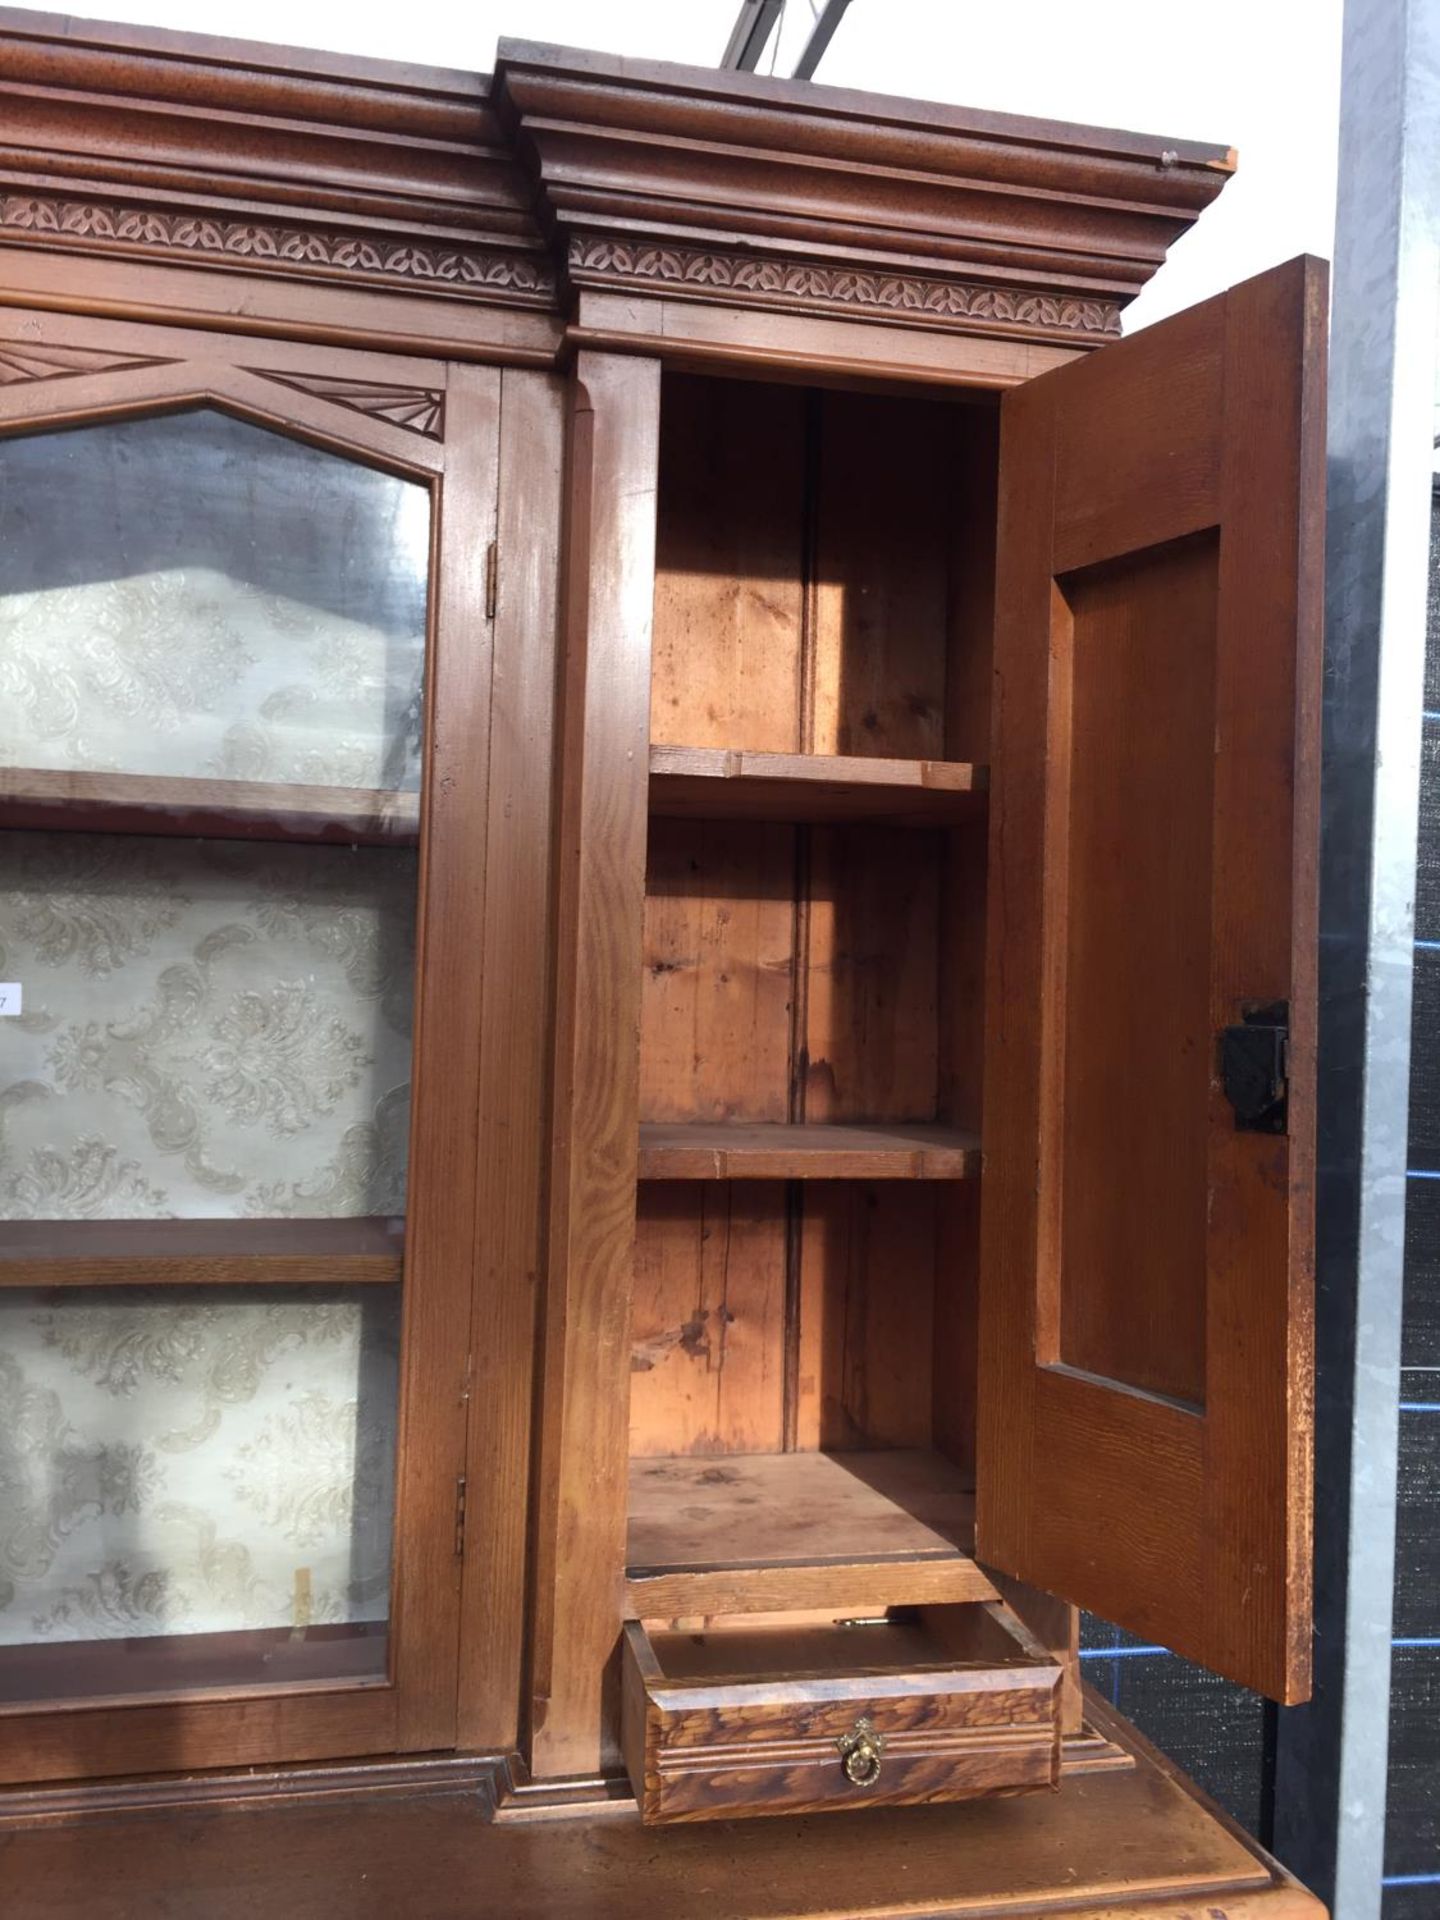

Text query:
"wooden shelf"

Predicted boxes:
[[636, 1122, 980, 1181], [625, 1448, 995, 1616], [0, 768, 421, 847], [0, 1217, 405, 1287], [649, 746, 986, 826], [0, 1622, 388, 1709]]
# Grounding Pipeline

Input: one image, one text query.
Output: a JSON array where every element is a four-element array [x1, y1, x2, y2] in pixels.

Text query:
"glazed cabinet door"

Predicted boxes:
[[976, 257, 1326, 1702], [0, 314, 500, 1780]]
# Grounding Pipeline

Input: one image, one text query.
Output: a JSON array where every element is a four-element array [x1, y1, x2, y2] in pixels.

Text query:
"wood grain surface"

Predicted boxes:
[[1056, 532, 1218, 1404], [637, 1123, 980, 1181], [0, 1624, 388, 1708], [386, 359, 502, 1756], [977, 257, 1326, 1703], [634, 372, 996, 1498], [0, 1217, 404, 1287], [631, 1183, 790, 1457], [650, 373, 806, 753], [0, 768, 421, 846], [650, 746, 985, 826], [625, 1558, 998, 1620], [457, 367, 566, 1752], [627, 1448, 976, 1576], [0, 1698, 1323, 1919], [621, 1604, 1062, 1822], [527, 352, 661, 1779]]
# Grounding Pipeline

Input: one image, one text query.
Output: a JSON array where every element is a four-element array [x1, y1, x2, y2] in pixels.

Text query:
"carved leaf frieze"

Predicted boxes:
[[0, 196, 1120, 341], [0, 343, 171, 385], [567, 237, 1123, 341], [250, 371, 444, 440], [0, 195, 555, 304]]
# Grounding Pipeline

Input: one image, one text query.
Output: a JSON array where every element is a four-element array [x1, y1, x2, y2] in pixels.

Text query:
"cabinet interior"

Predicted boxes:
[[628, 371, 1002, 1608]]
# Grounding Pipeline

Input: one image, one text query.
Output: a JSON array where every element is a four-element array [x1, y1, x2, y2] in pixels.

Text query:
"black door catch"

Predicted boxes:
[[1220, 1001, 1289, 1134]]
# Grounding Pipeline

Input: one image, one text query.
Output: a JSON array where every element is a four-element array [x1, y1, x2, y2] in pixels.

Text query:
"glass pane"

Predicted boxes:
[[0, 409, 428, 790], [0, 832, 415, 1220], [0, 1285, 398, 1702], [0, 407, 431, 1705]]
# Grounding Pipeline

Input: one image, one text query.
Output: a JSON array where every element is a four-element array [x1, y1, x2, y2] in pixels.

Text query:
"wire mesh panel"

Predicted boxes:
[[1080, 1615, 1267, 1835], [1382, 494, 1440, 1912]]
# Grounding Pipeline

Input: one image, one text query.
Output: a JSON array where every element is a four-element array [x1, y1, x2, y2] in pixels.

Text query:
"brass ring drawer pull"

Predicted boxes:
[[837, 1716, 885, 1788]]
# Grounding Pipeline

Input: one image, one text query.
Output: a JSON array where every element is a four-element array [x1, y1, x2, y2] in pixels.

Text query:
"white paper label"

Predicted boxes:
[[0, 984, 21, 1015]]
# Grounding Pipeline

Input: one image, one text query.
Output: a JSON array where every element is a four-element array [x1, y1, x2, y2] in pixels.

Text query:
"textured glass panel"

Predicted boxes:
[[0, 832, 415, 1219], [0, 409, 429, 788], [0, 1284, 398, 1699]]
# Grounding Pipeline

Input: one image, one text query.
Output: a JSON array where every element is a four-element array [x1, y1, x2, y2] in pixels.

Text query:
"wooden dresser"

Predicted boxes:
[[0, 13, 1324, 1916]]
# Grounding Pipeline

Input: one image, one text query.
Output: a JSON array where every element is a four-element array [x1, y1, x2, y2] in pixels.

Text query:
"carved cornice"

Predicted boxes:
[[0, 20, 1234, 352], [0, 195, 554, 305], [496, 40, 1232, 346], [566, 237, 1122, 345]]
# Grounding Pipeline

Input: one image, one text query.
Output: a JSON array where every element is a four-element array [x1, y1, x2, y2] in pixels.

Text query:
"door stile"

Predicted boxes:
[[527, 352, 662, 1779], [456, 367, 568, 1753], [392, 361, 503, 1750], [1202, 263, 1325, 1698]]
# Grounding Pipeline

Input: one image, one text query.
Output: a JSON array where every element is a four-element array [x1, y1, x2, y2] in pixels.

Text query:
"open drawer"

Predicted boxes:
[[621, 1601, 1062, 1824]]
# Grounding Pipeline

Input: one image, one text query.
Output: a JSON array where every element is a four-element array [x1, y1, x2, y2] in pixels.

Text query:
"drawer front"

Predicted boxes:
[[622, 1622, 1062, 1824]]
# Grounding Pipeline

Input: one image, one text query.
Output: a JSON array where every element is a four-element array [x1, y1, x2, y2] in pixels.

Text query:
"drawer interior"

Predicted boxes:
[[640, 1602, 1042, 1687]]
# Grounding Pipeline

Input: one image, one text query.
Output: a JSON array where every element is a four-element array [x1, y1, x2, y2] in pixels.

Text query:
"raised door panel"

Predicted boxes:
[[976, 258, 1325, 1703]]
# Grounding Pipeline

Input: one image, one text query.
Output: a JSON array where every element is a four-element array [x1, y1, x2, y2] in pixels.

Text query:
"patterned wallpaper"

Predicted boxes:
[[0, 830, 416, 1220], [0, 826, 414, 1650], [0, 408, 429, 789], [0, 1285, 399, 1648]]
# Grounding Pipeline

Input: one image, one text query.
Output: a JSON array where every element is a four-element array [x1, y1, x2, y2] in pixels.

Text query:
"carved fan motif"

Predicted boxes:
[[0, 344, 170, 385], [251, 370, 444, 441]]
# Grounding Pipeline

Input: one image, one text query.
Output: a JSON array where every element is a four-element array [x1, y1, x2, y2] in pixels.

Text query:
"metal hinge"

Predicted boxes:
[[1219, 1000, 1290, 1134], [454, 1474, 468, 1559], [484, 541, 498, 619]]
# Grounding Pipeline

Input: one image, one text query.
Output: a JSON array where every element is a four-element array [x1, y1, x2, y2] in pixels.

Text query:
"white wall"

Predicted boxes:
[[4, 0, 1343, 330]]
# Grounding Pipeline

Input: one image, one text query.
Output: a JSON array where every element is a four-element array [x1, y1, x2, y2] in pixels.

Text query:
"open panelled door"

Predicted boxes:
[[976, 256, 1326, 1703]]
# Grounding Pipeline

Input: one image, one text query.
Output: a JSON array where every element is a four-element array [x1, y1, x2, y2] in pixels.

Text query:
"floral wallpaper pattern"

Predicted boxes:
[[0, 831, 416, 1219], [0, 408, 429, 788], [0, 828, 412, 1651], [0, 1285, 399, 1646]]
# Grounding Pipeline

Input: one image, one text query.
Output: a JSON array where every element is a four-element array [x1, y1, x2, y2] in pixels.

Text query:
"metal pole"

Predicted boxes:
[[721, 0, 784, 71], [792, 0, 855, 78], [1271, 0, 1440, 1910]]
